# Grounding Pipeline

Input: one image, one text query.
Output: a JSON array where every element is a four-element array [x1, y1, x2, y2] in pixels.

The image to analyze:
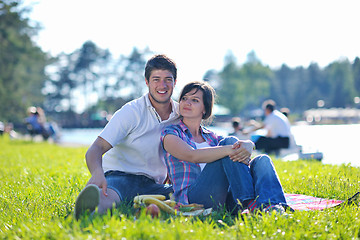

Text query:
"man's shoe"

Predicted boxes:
[[74, 184, 100, 220]]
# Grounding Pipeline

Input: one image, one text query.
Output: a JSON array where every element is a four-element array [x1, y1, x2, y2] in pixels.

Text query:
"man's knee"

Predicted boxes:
[[98, 188, 121, 214]]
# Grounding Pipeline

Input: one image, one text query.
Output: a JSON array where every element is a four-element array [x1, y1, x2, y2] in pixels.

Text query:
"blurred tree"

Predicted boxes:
[[272, 64, 292, 107], [73, 41, 111, 110], [208, 52, 360, 116], [0, 0, 47, 123], [203, 69, 220, 87], [114, 47, 152, 99], [325, 59, 356, 107], [44, 41, 110, 114], [217, 51, 243, 114], [306, 63, 328, 108], [216, 51, 271, 115], [43, 53, 76, 113], [352, 57, 360, 97], [239, 52, 272, 111], [289, 66, 308, 110], [44, 44, 152, 126]]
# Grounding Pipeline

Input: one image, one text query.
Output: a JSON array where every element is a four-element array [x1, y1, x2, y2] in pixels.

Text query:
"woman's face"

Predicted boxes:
[[179, 88, 205, 120]]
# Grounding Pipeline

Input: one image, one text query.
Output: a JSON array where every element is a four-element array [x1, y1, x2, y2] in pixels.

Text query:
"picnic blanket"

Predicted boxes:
[[285, 192, 360, 211]]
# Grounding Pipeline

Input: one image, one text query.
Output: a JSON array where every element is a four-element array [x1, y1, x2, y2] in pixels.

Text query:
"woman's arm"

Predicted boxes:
[[163, 134, 248, 164]]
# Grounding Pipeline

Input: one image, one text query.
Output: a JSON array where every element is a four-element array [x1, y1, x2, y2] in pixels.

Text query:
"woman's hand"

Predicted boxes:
[[229, 140, 254, 166]]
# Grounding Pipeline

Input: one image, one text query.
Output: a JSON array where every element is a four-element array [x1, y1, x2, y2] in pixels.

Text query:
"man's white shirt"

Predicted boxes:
[[99, 93, 179, 184], [264, 110, 291, 138]]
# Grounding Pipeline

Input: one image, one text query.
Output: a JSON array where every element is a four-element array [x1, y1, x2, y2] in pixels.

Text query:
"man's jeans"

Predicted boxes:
[[187, 136, 287, 210], [105, 170, 173, 202]]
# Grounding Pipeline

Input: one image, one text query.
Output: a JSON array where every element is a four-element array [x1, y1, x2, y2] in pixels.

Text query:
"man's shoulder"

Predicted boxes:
[[126, 95, 147, 108], [273, 110, 288, 121], [268, 111, 280, 119], [107, 96, 147, 127], [116, 95, 147, 114]]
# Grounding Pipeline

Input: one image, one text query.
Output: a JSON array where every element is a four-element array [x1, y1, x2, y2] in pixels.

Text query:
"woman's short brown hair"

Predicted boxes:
[[179, 81, 215, 120]]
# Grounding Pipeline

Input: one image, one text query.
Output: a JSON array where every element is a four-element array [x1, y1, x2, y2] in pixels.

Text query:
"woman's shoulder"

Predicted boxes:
[[162, 123, 182, 134], [201, 125, 217, 136], [201, 125, 223, 142]]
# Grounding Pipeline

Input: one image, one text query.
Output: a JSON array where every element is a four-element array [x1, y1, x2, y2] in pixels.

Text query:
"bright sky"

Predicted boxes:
[[25, 0, 360, 91]]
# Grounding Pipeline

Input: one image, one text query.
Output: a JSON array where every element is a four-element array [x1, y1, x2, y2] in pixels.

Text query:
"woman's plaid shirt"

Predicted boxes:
[[160, 120, 223, 204]]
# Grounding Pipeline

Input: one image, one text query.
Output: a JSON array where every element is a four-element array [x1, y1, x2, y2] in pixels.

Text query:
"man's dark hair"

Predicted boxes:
[[262, 99, 276, 112], [144, 54, 177, 81], [232, 117, 241, 128]]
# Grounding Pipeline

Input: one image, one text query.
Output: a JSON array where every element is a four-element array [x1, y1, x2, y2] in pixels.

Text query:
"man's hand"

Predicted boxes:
[[87, 168, 108, 196], [85, 136, 112, 196]]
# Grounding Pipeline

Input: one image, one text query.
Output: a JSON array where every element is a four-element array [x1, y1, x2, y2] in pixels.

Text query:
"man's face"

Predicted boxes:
[[146, 69, 176, 105]]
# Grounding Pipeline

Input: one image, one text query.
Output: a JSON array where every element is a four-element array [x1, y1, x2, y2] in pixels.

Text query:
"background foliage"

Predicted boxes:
[[0, 0, 48, 123], [1, 1, 360, 128], [207, 51, 360, 116]]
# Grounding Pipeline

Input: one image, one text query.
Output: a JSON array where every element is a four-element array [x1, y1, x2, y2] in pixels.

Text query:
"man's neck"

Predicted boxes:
[[151, 99, 173, 121]]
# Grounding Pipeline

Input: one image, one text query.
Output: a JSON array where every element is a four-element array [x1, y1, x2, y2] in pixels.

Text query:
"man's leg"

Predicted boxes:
[[105, 171, 173, 202], [255, 137, 286, 154], [74, 184, 114, 220], [277, 136, 290, 149], [75, 171, 172, 219], [254, 136, 271, 153], [74, 184, 121, 219], [97, 188, 121, 214]]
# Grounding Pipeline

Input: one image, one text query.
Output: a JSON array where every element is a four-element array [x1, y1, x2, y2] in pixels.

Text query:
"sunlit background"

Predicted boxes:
[[26, 0, 360, 84], [2, 0, 360, 166]]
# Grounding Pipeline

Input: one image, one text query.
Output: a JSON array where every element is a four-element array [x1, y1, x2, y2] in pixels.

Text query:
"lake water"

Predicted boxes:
[[60, 124, 360, 168]]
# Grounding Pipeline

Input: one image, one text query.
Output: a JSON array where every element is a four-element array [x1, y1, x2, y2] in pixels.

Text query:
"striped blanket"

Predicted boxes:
[[285, 192, 359, 211]]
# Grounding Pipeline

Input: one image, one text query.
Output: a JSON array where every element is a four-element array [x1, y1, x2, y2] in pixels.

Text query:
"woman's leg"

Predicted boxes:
[[187, 159, 230, 209], [187, 136, 256, 209], [249, 154, 287, 206], [219, 137, 256, 206]]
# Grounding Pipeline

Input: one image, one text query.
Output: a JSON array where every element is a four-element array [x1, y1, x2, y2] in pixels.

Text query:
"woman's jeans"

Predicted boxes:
[[187, 136, 287, 211]]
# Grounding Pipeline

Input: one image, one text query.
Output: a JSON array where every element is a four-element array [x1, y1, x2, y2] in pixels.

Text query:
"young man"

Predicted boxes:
[[248, 99, 291, 154], [74, 54, 180, 219]]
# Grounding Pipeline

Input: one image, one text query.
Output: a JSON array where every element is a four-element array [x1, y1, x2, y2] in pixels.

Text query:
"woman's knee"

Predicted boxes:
[[251, 154, 273, 168], [219, 136, 238, 146]]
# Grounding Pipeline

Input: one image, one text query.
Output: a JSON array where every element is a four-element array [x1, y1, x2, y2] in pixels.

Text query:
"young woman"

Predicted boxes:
[[161, 81, 288, 214]]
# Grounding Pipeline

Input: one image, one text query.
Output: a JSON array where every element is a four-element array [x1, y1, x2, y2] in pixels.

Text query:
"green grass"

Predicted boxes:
[[1, 135, 359, 239]]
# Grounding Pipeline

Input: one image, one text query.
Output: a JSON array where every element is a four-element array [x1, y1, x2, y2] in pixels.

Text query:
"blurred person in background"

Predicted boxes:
[[245, 99, 291, 154], [229, 117, 249, 140]]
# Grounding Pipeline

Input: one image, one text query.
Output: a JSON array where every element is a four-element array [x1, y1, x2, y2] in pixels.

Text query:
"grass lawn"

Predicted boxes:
[[1, 135, 359, 239]]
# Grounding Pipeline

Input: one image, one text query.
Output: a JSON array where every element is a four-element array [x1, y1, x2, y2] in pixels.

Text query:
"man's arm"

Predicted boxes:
[[243, 120, 264, 134], [85, 136, 112, 196]]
